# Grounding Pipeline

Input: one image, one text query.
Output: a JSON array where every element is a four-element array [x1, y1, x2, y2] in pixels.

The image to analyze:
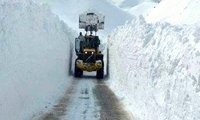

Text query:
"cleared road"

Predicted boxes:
[[37, 77, 132, 120]]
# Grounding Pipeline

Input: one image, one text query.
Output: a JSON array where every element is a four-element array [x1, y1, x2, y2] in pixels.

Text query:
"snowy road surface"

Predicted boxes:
[[35, 76, 132, 120]]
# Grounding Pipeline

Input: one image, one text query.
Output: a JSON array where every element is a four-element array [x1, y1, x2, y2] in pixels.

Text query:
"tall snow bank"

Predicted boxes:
[[0, 1, 73, 120], [108, 16, 200, 120]]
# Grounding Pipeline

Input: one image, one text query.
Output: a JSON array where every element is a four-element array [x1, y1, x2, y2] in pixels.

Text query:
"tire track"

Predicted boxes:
[[39, 79, 79, 120], [94, 81, 133, 120], [62, 79, 100, 120], [33, 78, 133, 120]]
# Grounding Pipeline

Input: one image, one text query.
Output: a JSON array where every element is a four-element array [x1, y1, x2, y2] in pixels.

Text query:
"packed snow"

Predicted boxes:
[[0, 1, 73, 120]]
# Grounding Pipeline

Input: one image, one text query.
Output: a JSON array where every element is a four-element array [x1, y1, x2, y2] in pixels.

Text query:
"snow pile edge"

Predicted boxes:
[[0, 1, 73, 120], [108, 16, 200, 120]]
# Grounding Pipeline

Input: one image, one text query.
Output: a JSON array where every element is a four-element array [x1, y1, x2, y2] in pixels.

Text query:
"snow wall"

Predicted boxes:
[[108, 16, 200, 120], [0, 1, 73, 120]]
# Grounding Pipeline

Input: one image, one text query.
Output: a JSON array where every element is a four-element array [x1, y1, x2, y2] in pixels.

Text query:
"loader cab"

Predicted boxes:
[[84, 35, 93, 49], [75, 34, 100, 55], [84, 35, 100, 54]]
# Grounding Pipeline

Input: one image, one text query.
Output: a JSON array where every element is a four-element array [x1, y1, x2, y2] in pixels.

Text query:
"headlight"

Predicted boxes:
[[85, 51, 87, 54], [91, 52, 94, 54]]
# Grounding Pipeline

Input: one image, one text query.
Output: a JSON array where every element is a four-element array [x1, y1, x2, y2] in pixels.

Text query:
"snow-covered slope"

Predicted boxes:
[[124, 1, 157, 17], [108, 16, 200, 120], [107, 0, 125, 6], [107, 0, 158, 19], [108, 0, 161, 8], [0, 1, 73, 120], [146, 0, 200, 25]]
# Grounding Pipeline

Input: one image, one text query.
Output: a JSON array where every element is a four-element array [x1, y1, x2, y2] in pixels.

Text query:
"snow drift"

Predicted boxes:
[[108, 16, 200, 120], [0, 1, 73, 120]]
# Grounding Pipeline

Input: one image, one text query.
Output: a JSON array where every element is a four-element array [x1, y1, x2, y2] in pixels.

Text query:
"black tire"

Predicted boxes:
[[74, 60, 83, 77], [96, 60, 104, 79]]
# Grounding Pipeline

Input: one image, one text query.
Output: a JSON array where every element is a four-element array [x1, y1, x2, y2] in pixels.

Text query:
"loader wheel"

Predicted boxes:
[[74, 60, 83, 77], [96, 60, 104, 79]]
